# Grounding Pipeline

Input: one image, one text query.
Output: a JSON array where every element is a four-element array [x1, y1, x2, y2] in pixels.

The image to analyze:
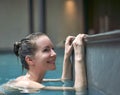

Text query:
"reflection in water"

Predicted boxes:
[[0, 79, 87, 95], [63, 80, 88, 95]]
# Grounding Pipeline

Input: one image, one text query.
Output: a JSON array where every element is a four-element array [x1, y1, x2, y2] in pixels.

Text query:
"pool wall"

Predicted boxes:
[[86, 30, 120, 95]]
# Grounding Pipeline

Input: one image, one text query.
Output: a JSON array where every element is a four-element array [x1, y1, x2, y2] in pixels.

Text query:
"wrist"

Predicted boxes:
[[64, 52, 71, 59]]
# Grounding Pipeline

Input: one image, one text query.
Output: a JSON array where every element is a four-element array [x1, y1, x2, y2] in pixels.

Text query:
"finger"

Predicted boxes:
[[65, 36, 75, 45], [72, 34, 86, 46], [76, 34, 86, 40]]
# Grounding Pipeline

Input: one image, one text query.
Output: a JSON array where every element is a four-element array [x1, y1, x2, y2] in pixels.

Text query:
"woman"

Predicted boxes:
[[3, 32, 87, 93]]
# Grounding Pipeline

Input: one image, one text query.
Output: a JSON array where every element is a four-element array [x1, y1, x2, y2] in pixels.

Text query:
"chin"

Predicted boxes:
[[50, 66, 56, 70]]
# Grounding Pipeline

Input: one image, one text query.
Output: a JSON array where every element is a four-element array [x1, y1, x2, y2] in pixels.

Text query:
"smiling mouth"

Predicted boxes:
[[47, 60, 55, 64]]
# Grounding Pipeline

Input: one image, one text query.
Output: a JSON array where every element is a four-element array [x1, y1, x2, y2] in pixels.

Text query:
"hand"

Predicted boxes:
[[72, 34, 86, 49], [64, 36, 75, 58]]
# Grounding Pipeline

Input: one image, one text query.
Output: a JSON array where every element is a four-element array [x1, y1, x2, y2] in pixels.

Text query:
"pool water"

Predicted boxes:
[[1, 80, 75, 95], [0, 49, 64, 84], [0, 48, 77, 95]]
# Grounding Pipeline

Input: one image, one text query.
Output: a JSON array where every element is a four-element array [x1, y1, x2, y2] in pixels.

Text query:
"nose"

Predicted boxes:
[[51, 49, 56, 57]]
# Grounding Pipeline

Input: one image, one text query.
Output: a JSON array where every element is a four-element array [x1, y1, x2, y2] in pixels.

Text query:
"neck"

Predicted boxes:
[[26, 71, 46, 83]]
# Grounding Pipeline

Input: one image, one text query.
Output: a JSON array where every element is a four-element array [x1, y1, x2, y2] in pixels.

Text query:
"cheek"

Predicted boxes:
[[34, 52, 51, 68], [35, 52, 49, 62], [35, 55, 49, 66]]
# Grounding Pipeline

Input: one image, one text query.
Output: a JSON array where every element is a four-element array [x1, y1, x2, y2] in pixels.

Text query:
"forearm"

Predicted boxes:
[[74, 59, 87, 89], [61, 55, 72, 80], [74, 47, 87, 90]]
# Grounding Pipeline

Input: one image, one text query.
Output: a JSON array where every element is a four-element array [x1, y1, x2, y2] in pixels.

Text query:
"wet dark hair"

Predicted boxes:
[[13, 32, 46, 70]]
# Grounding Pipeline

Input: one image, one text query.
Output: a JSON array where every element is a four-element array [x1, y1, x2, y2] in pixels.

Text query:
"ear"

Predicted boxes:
[[25, 55, 34, 66]]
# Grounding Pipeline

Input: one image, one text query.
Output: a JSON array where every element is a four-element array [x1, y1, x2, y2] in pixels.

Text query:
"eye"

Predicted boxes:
[[43, 48, 50, 52], [52, 47, 55, 50]]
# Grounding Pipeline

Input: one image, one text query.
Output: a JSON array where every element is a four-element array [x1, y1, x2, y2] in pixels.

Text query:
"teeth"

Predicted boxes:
[[47, 60, 55, 64], [47, 58, 56, 64]]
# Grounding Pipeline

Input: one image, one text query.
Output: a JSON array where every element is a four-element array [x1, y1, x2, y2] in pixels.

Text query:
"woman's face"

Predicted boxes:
[[32, 35, 56, 71]]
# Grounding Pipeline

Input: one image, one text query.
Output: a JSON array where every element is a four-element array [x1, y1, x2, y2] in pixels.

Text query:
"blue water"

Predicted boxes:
[[0, 48, 76, 95], [0, 49, 64, 84]]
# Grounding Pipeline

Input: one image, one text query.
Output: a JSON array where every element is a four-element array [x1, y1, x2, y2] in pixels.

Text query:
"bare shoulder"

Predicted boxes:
[[14, 80, 45, 89], [4, 76, 45, 90]]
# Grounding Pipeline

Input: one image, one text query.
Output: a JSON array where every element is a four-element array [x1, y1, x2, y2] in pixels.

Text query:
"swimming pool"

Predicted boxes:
[[0, 48, 78, 95]]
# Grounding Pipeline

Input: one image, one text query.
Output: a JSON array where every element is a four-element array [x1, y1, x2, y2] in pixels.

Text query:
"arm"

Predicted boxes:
[[72, 34, 87, 91], [61, 36, 75, 81]]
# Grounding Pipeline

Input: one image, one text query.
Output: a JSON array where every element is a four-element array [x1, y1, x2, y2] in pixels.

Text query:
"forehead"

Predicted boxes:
[[35, 36, 53, 48]]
